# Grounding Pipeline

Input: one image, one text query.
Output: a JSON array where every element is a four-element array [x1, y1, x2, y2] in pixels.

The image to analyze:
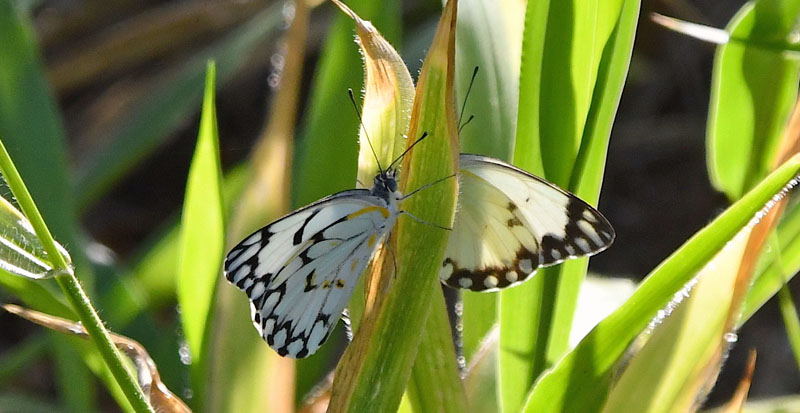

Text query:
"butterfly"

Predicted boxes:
[[223, 153, 614, 358]]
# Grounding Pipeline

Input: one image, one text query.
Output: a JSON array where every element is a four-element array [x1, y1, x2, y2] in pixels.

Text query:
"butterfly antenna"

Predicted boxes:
[[400, 173, 456, 200], [457, 66, 479, 131], [458, 114, 475, 134], [348, 88, 383, 173], [386, 132, 429, 171]]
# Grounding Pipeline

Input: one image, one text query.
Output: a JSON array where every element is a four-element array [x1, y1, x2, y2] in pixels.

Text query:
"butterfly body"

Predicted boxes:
[[224, 155, 614, 358]]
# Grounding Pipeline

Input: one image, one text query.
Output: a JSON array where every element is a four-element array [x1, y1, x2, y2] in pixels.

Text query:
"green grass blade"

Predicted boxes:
[[328, 2, 461, 410], [524, 153, 800, 411], [176, 62, 225, 411], [499, 1, 634, 410], [74, 5, 284, 208], [706, 0, 800, 200], [742, 200, 800, 322], [777, 282, 800, 371]]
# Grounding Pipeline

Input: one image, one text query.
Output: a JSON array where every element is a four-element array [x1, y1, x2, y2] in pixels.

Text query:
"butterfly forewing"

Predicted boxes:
[[224, 191, 395, 358], [440, 154, 614, 292]]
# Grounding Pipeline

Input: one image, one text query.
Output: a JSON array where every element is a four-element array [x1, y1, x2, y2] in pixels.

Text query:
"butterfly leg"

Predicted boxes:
[[399, 211, 452, 231]]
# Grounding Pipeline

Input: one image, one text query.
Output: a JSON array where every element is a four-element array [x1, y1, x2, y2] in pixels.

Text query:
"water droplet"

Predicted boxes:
[[724, 332, 738, 343], [179, 341, 193, 365], [270, 53, 285, 70], [454, 301, 463, 317], [280, 1, 295, 29], [268, 73, 281, 89]]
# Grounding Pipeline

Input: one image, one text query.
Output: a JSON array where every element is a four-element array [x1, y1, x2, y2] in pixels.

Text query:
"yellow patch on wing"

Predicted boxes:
[[348, 206, 390, 220]]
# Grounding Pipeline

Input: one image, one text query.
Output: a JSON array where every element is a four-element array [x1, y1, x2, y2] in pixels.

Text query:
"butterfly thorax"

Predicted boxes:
[[369, 170, 402, 208]]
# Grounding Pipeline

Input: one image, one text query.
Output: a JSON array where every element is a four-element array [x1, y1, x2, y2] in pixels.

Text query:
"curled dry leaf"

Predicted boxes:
[[3, 304, 191, 413], [330, 0, 416, 316], [721, 349, 756, 413]]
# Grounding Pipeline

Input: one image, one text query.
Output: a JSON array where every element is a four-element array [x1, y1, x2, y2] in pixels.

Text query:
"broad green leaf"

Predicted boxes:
[[454, 0, 526, 365], [514, 0, 624, 187], [75, 5, 285, 208], [500, 1, 636, 410], [543, 0, 641, 373], [328, 1, 461, 410], [408, 291, 468, 413], [176, 62, 225, 411], [706, 0, 800, 200], [524, 153, 800, 411], [454, 0, 522, 160]]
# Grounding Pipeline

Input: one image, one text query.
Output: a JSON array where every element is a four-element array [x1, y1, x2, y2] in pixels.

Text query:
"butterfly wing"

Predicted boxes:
[[224, 190, 394, 358], [440, 154, 614, 292]]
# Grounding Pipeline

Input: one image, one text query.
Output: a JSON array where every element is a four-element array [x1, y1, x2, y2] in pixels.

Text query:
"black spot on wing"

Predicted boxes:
[[293, 209, 320, 246], [540, 234, 569, 265], [441, 248, 540, 292], [304, 271, 317, 292], [535, 197, 615, 266], [268, 311, 338, 359]]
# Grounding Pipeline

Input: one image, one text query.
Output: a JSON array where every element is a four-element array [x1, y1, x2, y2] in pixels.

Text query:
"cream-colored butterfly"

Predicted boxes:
[[224, 152, 613, 358]]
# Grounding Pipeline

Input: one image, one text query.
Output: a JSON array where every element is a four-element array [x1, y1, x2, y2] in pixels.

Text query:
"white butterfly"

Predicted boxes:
[[223, 154, 614, 358]]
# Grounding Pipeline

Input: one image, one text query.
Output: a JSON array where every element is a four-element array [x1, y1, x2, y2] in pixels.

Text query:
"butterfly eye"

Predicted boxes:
[[387, 178, 398, 192]]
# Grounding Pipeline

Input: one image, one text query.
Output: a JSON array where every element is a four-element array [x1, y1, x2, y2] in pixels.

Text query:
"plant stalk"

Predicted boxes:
[[0, 136, 154, 413]]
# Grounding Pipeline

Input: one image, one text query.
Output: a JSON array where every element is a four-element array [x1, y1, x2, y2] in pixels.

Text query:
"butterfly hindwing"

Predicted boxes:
[[224, 190, 394, 358], [440, 154, 615, 292]]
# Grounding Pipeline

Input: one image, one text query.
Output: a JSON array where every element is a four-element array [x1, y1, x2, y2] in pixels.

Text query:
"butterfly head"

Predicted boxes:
[[370, 169, 400, 203]]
